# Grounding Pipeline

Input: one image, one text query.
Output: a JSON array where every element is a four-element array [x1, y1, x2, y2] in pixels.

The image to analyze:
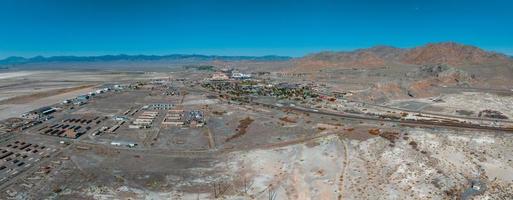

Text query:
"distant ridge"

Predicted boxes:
[[0, 54, 292, 65], [293, 42, 513, 72]]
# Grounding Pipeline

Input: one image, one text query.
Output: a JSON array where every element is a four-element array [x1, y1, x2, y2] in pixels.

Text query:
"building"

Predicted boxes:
[[73, 100, 86, 106], [211, 72, 229, 81], [133, 119, 153, 125], [114, 116, 129, 121], [35, 107, 56, 115], [76, 95, 90, 101], [131, 111, 157, 126], [185, 110, 205, 127], [21, 107, 56, 119], [161, 110, 185, 127], [231, 71, 251, 79], [110, 141, 137, 148], [147, 103, 174, 110], [161, 121, 184, 126], [129, 124, 148, 129]]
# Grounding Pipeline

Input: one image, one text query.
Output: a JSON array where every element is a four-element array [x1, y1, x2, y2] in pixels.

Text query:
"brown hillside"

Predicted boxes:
[[292, 42, 512, 72], [402, 42, 509, 66]]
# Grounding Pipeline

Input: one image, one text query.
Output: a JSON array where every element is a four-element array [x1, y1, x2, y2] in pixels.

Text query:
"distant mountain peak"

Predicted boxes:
[[364, 45, 402, 51], [403, 42, 507, 66], [293, 42, 511, 72], [0, 54, 292, 65]]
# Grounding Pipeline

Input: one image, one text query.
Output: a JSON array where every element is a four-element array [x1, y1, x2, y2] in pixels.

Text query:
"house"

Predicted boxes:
[[110, 141, 137, 148], [21, 107, 56, 119], [231, 71, 251, 79], [76, 95, 89, 101], [211, 72, 229, 81], [148, 103, 174, 110], [113, 116, 129, 121], [73, 101, 86, 106]]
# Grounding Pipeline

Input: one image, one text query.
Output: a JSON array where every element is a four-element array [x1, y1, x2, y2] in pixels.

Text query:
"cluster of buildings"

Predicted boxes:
[[161, 109, 205, 128], [1, 118, 42, 132], [142, 103, 174, 110], [21, 107, 56, 120], [211, 72, 230, 81], [38, 115, 103, 139], [202, 80, 317, 100], [209, 69, 252, 81], [21, 85, 126, 123], [162, 109, 185, 127], [110, 140, 137, 148], [129, 111, 158, 129], [185, 110, 205, 127], [63, 85, 123, 106]]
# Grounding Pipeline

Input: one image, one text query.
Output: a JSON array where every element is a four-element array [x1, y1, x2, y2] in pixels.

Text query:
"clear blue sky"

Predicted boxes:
[[0, 0, 512, 58]]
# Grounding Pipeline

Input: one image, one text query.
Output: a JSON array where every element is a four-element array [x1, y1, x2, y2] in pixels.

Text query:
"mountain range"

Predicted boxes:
[[293, 42, 513, 72], [1, 42, 511, 71], [0, 54, 292, 65]]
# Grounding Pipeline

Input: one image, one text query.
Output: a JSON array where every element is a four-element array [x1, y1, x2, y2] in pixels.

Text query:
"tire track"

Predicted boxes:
[[337, 136, 350, 200]]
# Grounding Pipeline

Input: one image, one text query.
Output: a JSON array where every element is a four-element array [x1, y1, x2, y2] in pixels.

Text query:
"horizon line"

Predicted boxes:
[[1, 42, 512, 60]]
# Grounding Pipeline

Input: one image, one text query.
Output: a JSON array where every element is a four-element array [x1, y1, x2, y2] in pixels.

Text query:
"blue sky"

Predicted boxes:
[[0, 0, 512, 58]]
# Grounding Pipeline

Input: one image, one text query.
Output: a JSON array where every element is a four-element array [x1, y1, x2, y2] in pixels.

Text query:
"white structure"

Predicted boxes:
[[210, 72, 229, 81], [231, 72, 251, 79], [110, 141, 137, 148], [114, 116, 129, 121]]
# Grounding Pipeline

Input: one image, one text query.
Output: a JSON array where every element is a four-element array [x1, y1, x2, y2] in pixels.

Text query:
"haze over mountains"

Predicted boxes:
[[0, 54, 292, 65]]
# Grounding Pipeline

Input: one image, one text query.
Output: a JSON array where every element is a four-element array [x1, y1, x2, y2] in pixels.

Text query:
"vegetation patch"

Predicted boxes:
[[379, 131, 400, 143], [369, 129, 400, 144], [478, 109, 508, 119], [226, 117, 254, 142], [279, 116, 297, 123], [212, 110, 226, 116]]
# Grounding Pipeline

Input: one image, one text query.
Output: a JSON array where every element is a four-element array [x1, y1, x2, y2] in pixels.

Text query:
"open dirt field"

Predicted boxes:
[[0, 67, 512, 199]]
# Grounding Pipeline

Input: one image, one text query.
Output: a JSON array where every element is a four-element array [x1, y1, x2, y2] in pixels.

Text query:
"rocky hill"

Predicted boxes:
[[402, 42, 509, 66], [293, 42, 512, 72]]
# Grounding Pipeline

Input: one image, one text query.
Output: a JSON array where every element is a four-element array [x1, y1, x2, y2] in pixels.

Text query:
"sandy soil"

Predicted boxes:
[[57, 127, 513, 199], [0, 71, 37, 79], [220, 127, 513, 199], [0, 84, 96, 104], [424, 92, 513, 118], [0, 85, 97, 120]]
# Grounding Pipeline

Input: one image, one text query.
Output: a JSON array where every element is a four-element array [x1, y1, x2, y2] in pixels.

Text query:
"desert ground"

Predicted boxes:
[[0, 43, 512, 199]]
